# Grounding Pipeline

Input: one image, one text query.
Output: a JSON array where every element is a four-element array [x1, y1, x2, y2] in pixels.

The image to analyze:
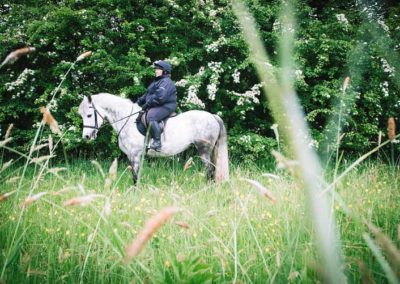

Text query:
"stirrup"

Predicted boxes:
[[150, 140, 162, 152]]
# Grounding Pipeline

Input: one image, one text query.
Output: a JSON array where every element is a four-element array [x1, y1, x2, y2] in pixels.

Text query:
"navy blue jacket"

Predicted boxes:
[[136, 75, 177, 112]]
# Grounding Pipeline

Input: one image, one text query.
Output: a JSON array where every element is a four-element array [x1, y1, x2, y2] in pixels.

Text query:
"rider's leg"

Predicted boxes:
[[146, 107, 172, 151]]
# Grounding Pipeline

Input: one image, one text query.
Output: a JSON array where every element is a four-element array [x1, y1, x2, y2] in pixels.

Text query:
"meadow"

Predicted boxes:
[[1, 1, 399, 283], [0, 156, 399, 283]]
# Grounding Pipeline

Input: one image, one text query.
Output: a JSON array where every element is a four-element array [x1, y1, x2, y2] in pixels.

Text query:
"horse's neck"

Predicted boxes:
[[94, 94, 139, 134]]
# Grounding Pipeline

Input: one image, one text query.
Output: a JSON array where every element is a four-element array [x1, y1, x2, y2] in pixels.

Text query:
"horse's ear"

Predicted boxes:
[[87, 95, 92, 103]]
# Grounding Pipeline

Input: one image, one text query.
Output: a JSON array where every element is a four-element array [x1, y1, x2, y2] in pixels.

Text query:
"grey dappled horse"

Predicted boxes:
[[78, 93, 229, 185]]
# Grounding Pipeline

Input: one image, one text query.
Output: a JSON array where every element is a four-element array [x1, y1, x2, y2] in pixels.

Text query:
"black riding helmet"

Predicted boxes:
[[153, 60, 172, 74]]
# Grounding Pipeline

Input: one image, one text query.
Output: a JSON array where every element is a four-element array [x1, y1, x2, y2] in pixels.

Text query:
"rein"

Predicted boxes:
[[83, 101, 142, 136]]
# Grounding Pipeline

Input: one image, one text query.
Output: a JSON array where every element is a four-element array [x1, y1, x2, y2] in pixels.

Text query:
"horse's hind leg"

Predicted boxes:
[[195, 141, 214, 182]]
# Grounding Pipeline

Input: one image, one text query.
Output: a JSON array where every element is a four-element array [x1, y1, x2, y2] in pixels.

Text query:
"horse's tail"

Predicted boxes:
[[212, 115, 229, 183]]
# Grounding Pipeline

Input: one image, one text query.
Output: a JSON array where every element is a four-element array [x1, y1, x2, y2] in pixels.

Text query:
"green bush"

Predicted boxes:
[[0, 1, 399, 161]]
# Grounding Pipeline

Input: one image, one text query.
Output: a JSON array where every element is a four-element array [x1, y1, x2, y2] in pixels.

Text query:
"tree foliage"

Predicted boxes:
[[0, 0, 399, 160]]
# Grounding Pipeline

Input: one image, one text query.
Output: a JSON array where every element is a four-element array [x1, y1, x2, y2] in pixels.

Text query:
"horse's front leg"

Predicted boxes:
[[129, 151, 142, 187]]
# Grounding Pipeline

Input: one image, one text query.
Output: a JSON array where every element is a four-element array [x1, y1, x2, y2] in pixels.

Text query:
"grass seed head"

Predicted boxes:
[[0, 137, 12, 148], [387, 117, 396, 141], [22, 192, 48, 207], [183, 157, 194, 171], [30, 155, 55, 164], [64, 194, 103, 206], [124, 207, 179, 262], [243, 178, 277, 204], [40, 107, 61, 135], [109, 158, 118, 181], [48, 135, 53, 152], [91, 160, 105, 178], [175, 221, 189, 229], [0, 190, 16, 202], [342, 76, 350, 92], [77, 51, 92, 62], [5, 123, 13, 139], [1, 159, 14, 171], [367, 222, 400, 272], [0, 47, 36, 68]]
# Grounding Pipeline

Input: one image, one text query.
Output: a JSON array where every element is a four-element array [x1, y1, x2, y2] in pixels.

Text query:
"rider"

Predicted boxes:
[[136, 60, 177, 151]]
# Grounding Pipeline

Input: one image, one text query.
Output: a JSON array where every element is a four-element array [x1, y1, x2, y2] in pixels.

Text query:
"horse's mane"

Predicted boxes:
[[93, 93, 133, 105], [92, 93, 140, 112]]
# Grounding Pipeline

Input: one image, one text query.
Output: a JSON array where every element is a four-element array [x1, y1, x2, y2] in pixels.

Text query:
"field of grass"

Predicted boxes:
[[0, 157, 399, 283]]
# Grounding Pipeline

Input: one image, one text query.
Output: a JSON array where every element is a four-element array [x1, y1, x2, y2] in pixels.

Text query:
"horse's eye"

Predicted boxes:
[[87, 114, 92, 118]]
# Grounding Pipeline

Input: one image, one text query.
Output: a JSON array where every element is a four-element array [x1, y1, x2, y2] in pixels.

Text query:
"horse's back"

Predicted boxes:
[[169, 110, 219, 130], [163, 110, 220, 143]]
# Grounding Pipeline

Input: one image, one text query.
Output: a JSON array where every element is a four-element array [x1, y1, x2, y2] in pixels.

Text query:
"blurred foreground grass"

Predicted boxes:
[[0, 158, 398, 283]]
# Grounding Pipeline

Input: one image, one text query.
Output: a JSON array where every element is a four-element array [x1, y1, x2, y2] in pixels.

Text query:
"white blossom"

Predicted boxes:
[[336, 14, 349, 25], [381, 58, 395, 77], [207, 83, 217, 100], [232, 69, 240, 83], [294, 69, 304, 81], [206, 36, 227, 53], [5, 68, 35, 92], [175, 79, 187, 87], [133, 76, 140, 85], [232, 83, 262, 106], [184, 85, 205, 108], [196, 66, 205, 76], [208, 61, 223, 74], [380, 81, 389, 97], [166, 56, 179, 66], [377, 19, 389, 32]]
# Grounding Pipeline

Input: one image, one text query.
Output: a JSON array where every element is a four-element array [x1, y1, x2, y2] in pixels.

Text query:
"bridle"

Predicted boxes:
[[83, 96, 142, 136], [82, 102, 104, 130]]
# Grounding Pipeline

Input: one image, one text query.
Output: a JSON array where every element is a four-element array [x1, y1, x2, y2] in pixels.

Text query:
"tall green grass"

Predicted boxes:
[[0, 158, 399, 283]]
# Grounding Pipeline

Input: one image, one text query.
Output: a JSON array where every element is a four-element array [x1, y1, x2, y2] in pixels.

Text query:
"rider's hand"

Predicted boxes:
[[142, 103, 149, 110]]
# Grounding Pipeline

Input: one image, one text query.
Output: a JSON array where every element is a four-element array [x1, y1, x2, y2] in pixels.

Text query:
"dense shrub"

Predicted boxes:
[[0, 1, 399, 160]]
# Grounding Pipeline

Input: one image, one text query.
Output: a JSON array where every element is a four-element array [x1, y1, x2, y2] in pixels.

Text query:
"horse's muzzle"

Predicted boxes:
[[83, 132, 97, 140]]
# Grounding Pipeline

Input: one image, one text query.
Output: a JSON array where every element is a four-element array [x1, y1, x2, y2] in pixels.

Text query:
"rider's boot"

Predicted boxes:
[[149, 121, 162, 152]]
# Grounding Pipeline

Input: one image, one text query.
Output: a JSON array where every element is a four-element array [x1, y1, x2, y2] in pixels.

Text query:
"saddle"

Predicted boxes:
[[136, 111, 178, 136]]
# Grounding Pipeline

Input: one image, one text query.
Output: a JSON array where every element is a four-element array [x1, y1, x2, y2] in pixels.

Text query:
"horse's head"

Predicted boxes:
[[78, 96, 105, 140]]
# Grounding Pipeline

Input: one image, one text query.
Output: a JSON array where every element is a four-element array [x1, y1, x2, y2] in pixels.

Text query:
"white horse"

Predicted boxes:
[[78, 93, 229, 185]]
